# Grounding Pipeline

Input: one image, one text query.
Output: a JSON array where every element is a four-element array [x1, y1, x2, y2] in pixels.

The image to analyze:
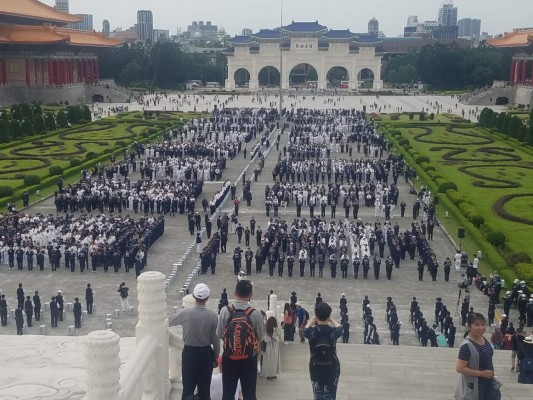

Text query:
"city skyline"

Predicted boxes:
[[44, 0, 530, 37]]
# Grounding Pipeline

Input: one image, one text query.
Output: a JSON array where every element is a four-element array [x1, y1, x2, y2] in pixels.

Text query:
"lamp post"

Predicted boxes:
[[279, 0, 283, 127]]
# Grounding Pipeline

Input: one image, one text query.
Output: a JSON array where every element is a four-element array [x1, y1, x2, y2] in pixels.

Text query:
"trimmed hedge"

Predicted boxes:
[[446, 189, 463, 205], [23, 175, 41, 186], [506, 252, 532, 268], [70, 158, 82, 167], [515, 263, 533, 286], [48, 166, 63, 176], [438, 181, 458, 193], [0, 186, 14, 197], [468, 214, 485, 228], [415, 155, 430, 164], [390, 114, 400, 121], [458, 202, 477, 218], [86, 151, 97, 160], [398, 137, 410, 146], [486, 231, 507, 248]]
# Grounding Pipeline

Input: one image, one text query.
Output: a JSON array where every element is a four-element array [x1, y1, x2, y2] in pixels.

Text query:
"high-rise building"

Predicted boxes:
[[458, 18, 481, 38], [186, 21, 218, 42], [103, 20, 111, 37], [242, 28, 252, 37], [137, 10, 154, 42], [438, 1, 458, 27], [153, 29, 170, 42], [55, 0, 69, 13], [69, 14, 93, 31]]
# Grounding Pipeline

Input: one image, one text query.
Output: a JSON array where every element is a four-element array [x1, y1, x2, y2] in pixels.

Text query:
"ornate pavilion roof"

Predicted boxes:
[[322, 29, 357, 39], [0, 24, 121, 47], [229, 35, 254, 44], [488, 29, 533, 48], [282, 21, 327, 33], [0, 0, 82, 24], [252, 29, 283, 40]]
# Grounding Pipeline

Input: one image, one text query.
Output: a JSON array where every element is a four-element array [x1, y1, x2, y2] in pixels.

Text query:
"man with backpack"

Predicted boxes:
[[217, 280, 265, 400], [304, 302, 343, 400]]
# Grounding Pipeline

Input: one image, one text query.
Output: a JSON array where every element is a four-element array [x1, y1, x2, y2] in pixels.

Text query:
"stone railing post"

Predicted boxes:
[[137, 271, 169, 400], [84, 330, 121, 400]]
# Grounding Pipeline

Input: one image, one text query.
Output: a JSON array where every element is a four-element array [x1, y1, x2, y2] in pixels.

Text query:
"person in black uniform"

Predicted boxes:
[[50, 296, 59, 327], [86, 284, 94, 314], [0, 295, 8, 326], [16, 283, 24, 308], [244, 248, 253, 276], [24, 296, 33, 327], [73, 297, 82, 328], [15, 305, 24, 335], [56, 290, 64, 321], [33, 291, 41, 321]]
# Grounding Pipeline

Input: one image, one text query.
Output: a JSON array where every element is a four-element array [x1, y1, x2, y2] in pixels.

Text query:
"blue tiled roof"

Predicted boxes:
[[252, 29, 283, 39], [323, 29, 356, 39], [229, 35, 253, 44], [283, 21, 327, 32], [353, 35, 382, 44]]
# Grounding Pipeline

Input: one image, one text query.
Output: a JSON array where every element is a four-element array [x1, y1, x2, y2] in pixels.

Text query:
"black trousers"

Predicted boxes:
[[222, 356, 257, 400], [182, 345, 214, 400]]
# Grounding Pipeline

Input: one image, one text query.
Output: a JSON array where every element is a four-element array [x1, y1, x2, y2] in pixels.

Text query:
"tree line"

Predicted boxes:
[[384, 43, 513, 90], [479, 107, 533, 145], [0, 103, 92, 144], [98, 41, 227, 89]]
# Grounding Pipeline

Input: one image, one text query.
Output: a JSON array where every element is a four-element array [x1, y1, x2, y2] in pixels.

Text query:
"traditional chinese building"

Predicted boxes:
[[488, 29, 533, 85], [224, 21, 383, 91], [0, 0, 121, 104]]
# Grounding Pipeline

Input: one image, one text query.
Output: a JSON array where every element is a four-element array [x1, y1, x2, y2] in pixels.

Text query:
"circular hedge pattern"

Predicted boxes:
[[405, 123, 533, 227]]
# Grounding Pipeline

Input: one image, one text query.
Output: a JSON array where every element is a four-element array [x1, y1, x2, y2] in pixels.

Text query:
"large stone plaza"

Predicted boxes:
[[1, 92, 532, 399]]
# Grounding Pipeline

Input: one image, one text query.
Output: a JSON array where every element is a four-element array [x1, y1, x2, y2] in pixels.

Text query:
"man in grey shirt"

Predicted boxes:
[[217, 280, 265, 400], [169, 283, 219, 400]]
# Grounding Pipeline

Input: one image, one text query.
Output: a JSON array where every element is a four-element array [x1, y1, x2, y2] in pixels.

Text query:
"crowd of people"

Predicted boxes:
[[0, 213, 163, 274]]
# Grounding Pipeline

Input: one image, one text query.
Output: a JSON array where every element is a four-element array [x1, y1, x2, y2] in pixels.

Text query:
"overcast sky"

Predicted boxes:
[[43, 0, 530, 37]]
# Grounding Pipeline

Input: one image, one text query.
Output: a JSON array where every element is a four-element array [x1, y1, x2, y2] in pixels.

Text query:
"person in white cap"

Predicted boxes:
[[169, 283, 219, 400]]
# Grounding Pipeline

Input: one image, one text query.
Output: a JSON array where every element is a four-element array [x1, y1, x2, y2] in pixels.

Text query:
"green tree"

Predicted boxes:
[[11, 104, 22, 121], [526, 120, 533, 145], [44, 112, 56, 131], [9, 119, 21, 138], [509, 115, 523, 138], [501, 114, 511, 135], [21, 103, 33, 119], [0, 119, 9, 143], [56, 110, 68, 128], [489, 112, 498, 128], [81, 105, 92, 122], [33, 103, 43, 115], [66, 106, 82, 125], [1, 112, 10, 123], [517, 124, 528, 142], [21, 116, 34, 136], [33, 114, 46, 134]]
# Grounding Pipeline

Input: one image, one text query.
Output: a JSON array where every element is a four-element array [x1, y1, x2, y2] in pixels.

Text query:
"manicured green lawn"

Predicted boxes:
[[0, 112, 203, 203], [383, 117, 533, 261]]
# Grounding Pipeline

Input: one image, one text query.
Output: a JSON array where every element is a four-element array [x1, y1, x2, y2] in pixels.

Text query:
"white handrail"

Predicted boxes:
[[118, 335, 159, 400]]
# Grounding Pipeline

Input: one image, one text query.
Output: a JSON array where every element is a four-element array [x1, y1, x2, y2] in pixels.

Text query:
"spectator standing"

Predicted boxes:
[[261, 316, 281, 380], [217, 280, 265, 400], [304, 302, 343, 400], [169, 283, 220, 400]]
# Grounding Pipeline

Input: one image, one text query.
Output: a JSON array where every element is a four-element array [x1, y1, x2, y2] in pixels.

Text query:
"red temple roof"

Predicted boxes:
[[0, 0, 82, 24]]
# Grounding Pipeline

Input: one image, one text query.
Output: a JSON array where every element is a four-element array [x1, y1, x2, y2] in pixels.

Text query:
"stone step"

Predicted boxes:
[[256, 343, 533, 400]]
